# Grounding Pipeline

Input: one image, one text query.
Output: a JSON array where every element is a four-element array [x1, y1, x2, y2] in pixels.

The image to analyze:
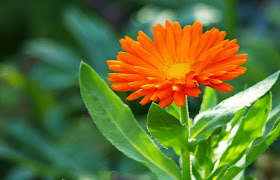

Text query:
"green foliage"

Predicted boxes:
[[63, 8, 119, 77], [80, 62, 280, 180], [208, 93, 272, 179], [148, 103, 188, 155], [2, 0, 280, 179], [219, 116, 280, 180], [166, 102, 180, 120], [220, 93, 271, 167], [0, 120, 108, 179], [190, 71, 280, 142], [79, 62, 181, 180], [200, 87, 218, 112]]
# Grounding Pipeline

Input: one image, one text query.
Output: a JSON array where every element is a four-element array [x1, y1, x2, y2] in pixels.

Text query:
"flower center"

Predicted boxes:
[[163, 63, 191, 80]]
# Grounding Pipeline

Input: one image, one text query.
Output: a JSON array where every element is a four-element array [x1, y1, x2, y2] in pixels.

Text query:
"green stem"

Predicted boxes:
[[182, 149, 191, 180], [180, 98, 189, 126], [180, 97, 191, 180]]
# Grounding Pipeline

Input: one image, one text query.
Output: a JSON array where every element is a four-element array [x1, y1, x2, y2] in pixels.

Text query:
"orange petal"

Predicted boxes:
[[195, 30, 211, 58], [165, 20, 176, 62], [140, 93, 154, 105], [214, 72, 242, 81], [126, 90, 142, 101], [154, 29, 172, 63], [156, 87, 174, 99], [224, 39, 238, 50], [184, 87, 201, 97], [158, 96, 174, 108], [138, 30, 155, 46], [137, 36, 163, 63], [197, 72, 213, 81], [212, 70, 227, 76], [199, 80, 210, 86], [109, 73, 146, 82], [150, 91, 160, 102], [128, 80, 149, 89], [174, 90, 186, 107], [185, 80, 198, 87], [155, 81, 173, 89], [173, 22, 182, 60], [131, 43, 164, 68], [191, 21, 203, 39], [210, 78, 223, 84], [202, 28, 219, 50], [119, 36, 138, 55], [180, 25, 192, 61], [215, 46, 240, 61], [117, 52, 156, 70], [111, 83, 137, 91], [212, 31, 227, 46], [133, 66, 162, 77], [208, 83, 233, 92]]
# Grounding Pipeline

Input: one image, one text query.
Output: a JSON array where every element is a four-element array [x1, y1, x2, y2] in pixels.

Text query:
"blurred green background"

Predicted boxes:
[[0, 0, 280, 179]]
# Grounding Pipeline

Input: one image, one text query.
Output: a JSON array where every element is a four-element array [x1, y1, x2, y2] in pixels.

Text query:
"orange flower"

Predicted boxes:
[[107, 20, 247, 108]]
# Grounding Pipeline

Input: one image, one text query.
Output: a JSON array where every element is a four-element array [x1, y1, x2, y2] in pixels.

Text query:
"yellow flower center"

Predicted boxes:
[[163, 63, 191, 79]]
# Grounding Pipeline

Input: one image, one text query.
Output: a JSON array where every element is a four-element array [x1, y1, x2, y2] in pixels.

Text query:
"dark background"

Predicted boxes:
[[0, 0, 280, 179]]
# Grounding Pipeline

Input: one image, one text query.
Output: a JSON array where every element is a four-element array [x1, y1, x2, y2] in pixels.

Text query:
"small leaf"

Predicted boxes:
[[147, 103, 188, 155], [200, 87, 218, 112], [191, 71, 279, 142], [79, 62, 181, 180]]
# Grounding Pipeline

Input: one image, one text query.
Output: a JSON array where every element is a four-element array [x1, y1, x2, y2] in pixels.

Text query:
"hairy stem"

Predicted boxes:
[[180, 97, 191, 180]]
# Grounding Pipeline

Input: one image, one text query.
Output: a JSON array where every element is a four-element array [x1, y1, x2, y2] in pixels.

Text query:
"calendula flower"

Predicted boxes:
[[107, 20, 247, 108]]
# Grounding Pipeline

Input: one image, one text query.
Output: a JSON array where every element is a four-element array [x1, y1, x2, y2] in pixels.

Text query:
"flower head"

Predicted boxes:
[[107, 20, 247, 108]]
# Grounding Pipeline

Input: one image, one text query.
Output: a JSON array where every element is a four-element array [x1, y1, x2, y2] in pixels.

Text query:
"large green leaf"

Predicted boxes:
[[191, 71, 279, 141], [79, 62, 181, 180], [218, 116, 280, 180], [200, 87, 218, 112], [218, 92, 271, 167], [147, 103, 188, 155]]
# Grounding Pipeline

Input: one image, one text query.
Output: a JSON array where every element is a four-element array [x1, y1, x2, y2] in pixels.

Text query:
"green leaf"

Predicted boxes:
[[147, 103, 188, 155], [263, 104, 280, 135], [208, 93, 271, 179], [190, 71, 279, 142], [210, 107, 247, 151], [230, 107, 247, 128], [219, 116, 280, 180], [166, 102, 180, 120], [219, 92, 271, 167], [24, 39, 80, 71], [209, 108, 247, 156], [200, 87, 218, 112], [64, 8, 119, 77], [194, 140, 214, 179], [79, 62, 181, 180], [0, 142, 75, 178]]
